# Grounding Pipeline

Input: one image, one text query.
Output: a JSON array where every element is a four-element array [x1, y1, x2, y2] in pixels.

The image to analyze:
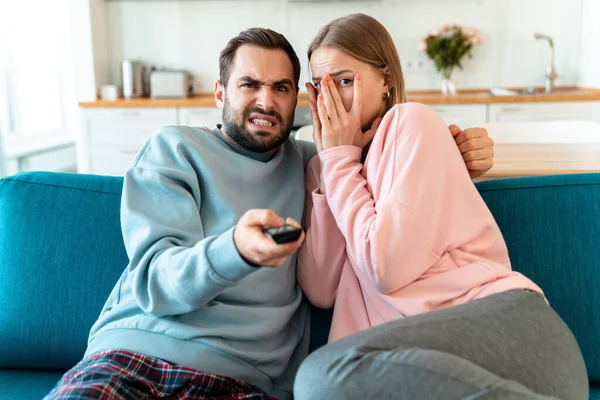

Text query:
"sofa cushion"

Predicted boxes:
[[0, 370, 65, 400], [476, 173, 600, 383], [0, 172, 128, 369]]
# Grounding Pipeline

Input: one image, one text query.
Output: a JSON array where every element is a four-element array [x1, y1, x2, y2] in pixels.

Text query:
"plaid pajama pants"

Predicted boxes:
[[43, 350, 278, 400]]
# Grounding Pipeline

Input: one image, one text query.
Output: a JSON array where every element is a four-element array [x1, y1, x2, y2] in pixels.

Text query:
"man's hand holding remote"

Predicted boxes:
[[233, 209, 305, 268]]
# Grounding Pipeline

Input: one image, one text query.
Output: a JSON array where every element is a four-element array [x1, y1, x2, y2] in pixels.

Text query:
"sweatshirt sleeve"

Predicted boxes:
[[319, 103, 493, 294], [296, 155, 347, 309], [121, 133, 257, 317]]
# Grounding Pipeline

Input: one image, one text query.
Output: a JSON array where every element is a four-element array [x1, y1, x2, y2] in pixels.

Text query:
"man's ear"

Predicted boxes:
[[215, 80, 225, 109]]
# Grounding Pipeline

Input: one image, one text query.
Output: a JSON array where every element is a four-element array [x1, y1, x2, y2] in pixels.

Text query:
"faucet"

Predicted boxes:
[[533, 33, 558, 93]]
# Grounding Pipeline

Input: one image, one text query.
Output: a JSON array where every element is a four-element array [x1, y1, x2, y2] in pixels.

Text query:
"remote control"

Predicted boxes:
[[263, 224, 302, 244]]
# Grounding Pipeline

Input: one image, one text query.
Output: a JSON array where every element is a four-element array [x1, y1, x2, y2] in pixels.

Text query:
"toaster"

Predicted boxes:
[[150, 70, 193, 99]]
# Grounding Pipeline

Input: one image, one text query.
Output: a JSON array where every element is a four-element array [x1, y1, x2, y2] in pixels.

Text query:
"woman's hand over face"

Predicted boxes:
[[313, 74, 382, 151]]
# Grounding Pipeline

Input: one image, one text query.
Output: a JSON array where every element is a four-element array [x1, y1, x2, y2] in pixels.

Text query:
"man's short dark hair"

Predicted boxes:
[[219, 28, 301, 91]]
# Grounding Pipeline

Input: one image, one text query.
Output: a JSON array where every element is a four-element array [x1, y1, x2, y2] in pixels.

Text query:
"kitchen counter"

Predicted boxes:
[[78, 86, 600, 108], [481, 142, 600, 180], [479, 119, 600, 180]]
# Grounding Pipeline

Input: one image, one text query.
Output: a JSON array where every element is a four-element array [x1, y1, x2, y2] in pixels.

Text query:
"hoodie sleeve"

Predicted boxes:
[[319, 103, 501, 294], [296, 155, 347, 309], [121, 131, 258, 317]]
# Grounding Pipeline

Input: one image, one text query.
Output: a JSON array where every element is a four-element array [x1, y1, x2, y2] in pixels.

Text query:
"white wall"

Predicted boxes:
[[579, 0, 600, 88], [95, 0, 585, 93], [83, 0, 111, 100]]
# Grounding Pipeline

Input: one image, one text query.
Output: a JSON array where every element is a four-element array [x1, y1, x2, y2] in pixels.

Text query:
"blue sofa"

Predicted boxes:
[[0, 171, 599, 399]]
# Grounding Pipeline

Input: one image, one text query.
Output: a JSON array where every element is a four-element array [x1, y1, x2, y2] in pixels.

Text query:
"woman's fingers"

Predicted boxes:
[[306, 83, 323, 151], [326, 76, 347, 115], [321, 76, 341, 127], [351, 73, 363, 118], [316, 93, 332, 133]]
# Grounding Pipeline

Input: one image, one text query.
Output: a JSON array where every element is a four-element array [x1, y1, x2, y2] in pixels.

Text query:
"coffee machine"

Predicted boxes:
[[121, 60, 153, 99]]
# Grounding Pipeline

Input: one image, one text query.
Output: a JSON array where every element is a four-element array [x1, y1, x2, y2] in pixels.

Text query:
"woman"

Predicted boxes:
[[294, 13, 588, 400]]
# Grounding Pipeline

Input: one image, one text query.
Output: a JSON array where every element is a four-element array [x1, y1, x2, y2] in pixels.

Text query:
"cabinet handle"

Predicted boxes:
[[119, 111, 140, 117], [500, 107, 523, 113]]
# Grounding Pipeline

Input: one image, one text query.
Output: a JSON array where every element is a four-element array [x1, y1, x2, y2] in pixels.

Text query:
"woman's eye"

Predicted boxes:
[[339, 78, 352, 86], [313, 82, 321, 89]]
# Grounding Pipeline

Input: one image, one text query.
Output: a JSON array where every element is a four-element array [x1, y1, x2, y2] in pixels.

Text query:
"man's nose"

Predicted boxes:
[[255, 87, 276, 111]]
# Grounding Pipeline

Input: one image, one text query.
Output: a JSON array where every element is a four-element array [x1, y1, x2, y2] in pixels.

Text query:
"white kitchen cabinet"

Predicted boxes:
[[79, 107, 178, 176], [488, 101, 600, 123], [428, 104, 488, 128], [178, 107, 222, 128], [594, 103, 600, 122], [482, 120, 600, 143]]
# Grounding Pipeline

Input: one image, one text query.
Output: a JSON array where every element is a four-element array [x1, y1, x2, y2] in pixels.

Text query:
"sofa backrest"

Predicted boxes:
[[0, 172, 128, 370], [476, 173, 600, 382], [1, 171, 599, 383]]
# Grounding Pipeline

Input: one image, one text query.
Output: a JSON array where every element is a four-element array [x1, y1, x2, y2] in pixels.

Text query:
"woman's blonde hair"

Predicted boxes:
[[308, 13, 407, 111]]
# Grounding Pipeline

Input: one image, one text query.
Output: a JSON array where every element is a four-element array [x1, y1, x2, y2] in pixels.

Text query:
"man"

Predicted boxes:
[[45, 28, 494, 400]]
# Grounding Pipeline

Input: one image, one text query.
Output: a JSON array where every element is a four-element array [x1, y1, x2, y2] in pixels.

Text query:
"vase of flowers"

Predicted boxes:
[[420, 24, 482, 95]]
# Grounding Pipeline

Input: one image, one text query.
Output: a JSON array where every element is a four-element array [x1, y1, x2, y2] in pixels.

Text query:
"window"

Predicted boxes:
[[0, 1, 72, 140]]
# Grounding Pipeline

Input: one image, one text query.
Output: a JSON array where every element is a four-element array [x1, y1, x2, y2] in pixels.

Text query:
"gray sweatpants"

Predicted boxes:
[[294, 289, 588, 400]]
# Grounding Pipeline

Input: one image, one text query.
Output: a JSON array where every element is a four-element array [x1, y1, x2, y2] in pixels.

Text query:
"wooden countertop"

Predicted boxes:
[[474, 120, 600, 180], [79, 86, 600, 108], [479, 142, 600, 180]]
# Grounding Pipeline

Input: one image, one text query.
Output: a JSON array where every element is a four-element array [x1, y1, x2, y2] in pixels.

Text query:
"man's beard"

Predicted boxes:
[[222, 97, 293, 153]]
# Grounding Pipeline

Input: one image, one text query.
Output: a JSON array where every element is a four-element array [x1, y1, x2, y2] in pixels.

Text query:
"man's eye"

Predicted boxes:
[[241, 83, 256, 89], [275, 86, 288, 92]]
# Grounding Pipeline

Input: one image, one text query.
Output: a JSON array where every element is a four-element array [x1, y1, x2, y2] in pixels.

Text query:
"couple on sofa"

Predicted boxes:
[[45, 13, 588, 400]]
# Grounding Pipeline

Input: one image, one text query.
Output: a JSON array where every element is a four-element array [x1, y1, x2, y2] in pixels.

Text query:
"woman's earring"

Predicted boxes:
[[382, 91, 390, 101]]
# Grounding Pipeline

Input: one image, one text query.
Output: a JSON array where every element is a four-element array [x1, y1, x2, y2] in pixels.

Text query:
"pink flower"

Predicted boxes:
[[430, 29, 440, 36], [419, 42, 427, 51], [465, 28, 478, 37]]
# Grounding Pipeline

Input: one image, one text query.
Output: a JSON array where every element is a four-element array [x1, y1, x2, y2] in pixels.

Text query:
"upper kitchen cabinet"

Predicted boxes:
[[79, 108, 178, 176], [488, 101, 600, 123]]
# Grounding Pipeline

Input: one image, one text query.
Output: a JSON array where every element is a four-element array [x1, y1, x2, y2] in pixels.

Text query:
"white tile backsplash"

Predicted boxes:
[[100, 0, 588, 93], [579, 0, 600, 87]]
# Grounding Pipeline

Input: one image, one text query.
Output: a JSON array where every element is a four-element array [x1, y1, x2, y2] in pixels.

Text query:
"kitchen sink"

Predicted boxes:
[[489, 87, 590, 96]]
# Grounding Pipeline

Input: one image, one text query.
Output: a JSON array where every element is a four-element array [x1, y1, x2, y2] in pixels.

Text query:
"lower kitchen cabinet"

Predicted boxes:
[[488, 101, 600, 122], [178, 107, 222, 128], [78, 107, 178, 176], [429, 104, 488, 128], [78, 101, 600, 176]]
